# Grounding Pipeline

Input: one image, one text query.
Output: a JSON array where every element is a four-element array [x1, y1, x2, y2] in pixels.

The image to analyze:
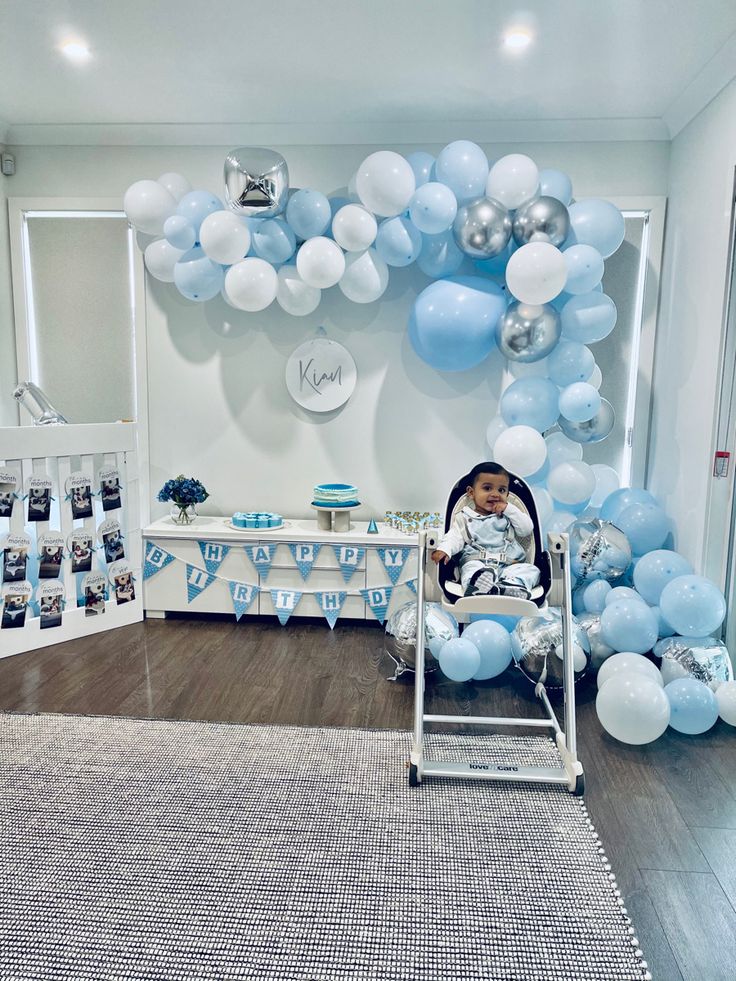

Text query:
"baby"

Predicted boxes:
[[431, 463, 540, 599]]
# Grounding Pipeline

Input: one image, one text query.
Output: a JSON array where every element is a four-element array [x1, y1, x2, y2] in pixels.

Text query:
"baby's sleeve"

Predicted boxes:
[[505, 502, 534, 538], [436, 513, 467, 557]]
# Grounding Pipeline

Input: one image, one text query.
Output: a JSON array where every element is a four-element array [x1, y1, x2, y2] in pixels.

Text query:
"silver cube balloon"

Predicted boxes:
[[511, 608, 590, 689], [512, 196, 570, 247], [558, 399, 615, 444], [654, 635, 734, 691], [452, 196, 512, 259], [224, 147, 289, 217], [384, 600, 459, 677], [576, 612, 616, 671], [569, 518, 632, 584], [495, 301, 561, 362]]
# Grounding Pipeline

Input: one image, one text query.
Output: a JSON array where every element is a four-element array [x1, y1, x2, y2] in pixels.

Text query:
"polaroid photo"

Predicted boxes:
[[71, 483, 93, 520], [27, 482, 52, 523], [0, 482, 16, 519], [38, 544, 63, 579], [100, 471, 122, 513], [1, 593, 28, 629], [70, 534, 93, 574], [102, 529, 125, 564], [83, 574, 107, 617], [39, 593, 63, 630], [3, 547, 28, 583]]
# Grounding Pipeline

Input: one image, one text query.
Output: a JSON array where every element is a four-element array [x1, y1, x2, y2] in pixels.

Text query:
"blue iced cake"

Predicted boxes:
[[312, 483, 359, 508], [233, 512, 283, 529]]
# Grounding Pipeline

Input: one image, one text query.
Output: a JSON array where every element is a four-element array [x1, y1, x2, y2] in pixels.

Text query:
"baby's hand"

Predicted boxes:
[[431, 550, 450, 565], [491, 501, 507, 515]]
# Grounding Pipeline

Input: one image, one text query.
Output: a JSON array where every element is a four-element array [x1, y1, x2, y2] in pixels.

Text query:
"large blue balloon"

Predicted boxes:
[[599, 487, 657, 524], [251, 217, 296, 265], [500, 376, 560, 432], [416, 230, 464, 278], [582, 579, 612, 613], [406, 151, 435, 188], [286, 188, 331, 240], [539, 168, 573, 206], [568, 199, 626, 258], [375, 216, 422, 267], [462, 620, 512, 680], [409, 277, 506, 371], [616, 502, 670, 555], [665, 678, 718, 734], [173, 245, 225, 302], [469, 612, 520, 631], [434, 141, 489, 204], [547, 340, 595, 386], [599, 598, 658, 654], [561, 292, 617, 343], [633, 549, 693, 605], [439, 637, 481, 682], [659, 575, 726, 636]]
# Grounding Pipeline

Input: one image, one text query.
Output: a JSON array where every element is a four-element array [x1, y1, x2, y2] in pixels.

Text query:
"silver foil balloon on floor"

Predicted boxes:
[[510, 608, 591, 689], [576, 612, 616, 671], [384, 601, 459, 679], [654, 635, 734, 691], [511, 196, 570, 247], [495, 301, 561, 362], [452, 197, 512, 258], [558, 398, 615, 444], [224, 147, 289, 217], [569, 518, 632, 585]]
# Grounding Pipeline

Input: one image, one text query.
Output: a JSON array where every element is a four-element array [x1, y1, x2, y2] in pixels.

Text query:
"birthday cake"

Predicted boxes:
[[232, 511, 283, 529], [312, 483, 359, 508]]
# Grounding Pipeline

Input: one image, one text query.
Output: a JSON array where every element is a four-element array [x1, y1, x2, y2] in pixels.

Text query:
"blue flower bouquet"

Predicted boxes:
[[157, 475, 209, 525]]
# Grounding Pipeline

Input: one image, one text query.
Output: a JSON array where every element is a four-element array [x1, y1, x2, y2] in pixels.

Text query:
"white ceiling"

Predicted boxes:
[[2, 0, 736, 145]]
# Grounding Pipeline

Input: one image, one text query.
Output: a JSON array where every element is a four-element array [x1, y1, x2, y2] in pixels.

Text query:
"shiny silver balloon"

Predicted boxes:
[[576, 612, 616, 671], [384, 600, 459, 678], [495, 301, 561, 362], [558, 398, 615, 444], [452, 196, 512, 259], [510, 608, 590, 689], [654, 635, 734, 691], [224, 147, 289, 217], [512, 195, 570, 247], [569, 518, 632, 585]]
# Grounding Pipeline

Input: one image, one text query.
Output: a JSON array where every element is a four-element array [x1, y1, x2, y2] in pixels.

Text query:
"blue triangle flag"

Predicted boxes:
[[198, 541, 230, 576], [270, 588, 302, 625], [185, 564, 216, 603], [377, 546, 410, 586], [360, 585, 393, 624], [289, 542, 321, 581], [332, 545, 365, 584], [229, 581, 259, 621], [245, 544, 275, 581], [143, 542, 175, 580], [405, 578, 418, 595], [314, 590, 347, 629]]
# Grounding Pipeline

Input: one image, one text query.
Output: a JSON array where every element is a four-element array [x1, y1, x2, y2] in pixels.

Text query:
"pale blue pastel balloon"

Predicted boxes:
[[434, 140, 490, 204], [526, 458, 550, 484], [439, 637, 481, 682], [583, 579, 611, 613], [409, 277, 506, 371], [572, 589, 586, 615], [546, 510, 577, 534], [375, 216, 422, 266], [547, 340, 595, 386], [651, 605, 676, 638], [329, 195, 351, 217], [605, 586, 644, 607], [555, 497, 592, 516], [251, 217, 297, 264], [417, 230, 465, 278], [616, 502, 670, 554], [173, 245, 225, 302], [559, 382, 601, 422], [286, 189, 331, 240], [164, 214, 196, 251], [599, 487, 658, 524], [563, 245, 604, 295], [409, 182, 458, 235], [474, 241, 516, 278], [633, 549, 693, 604], [469, 612, 519, 631], [406, 151, 436, 188], [176, 191, 224, 236], [599, 598, 659, 654], [500, 376, 560, 432], [568, 199, 626, 258], [560, 292, 617, 343], [463, 620, 512, 680], [665, 678, 718, 734], [539, 169, 573, 206], [659, 575, 727, 636]]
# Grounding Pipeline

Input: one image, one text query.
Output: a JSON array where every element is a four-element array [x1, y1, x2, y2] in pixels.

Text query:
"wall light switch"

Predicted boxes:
[[1, 153, 15, 176]]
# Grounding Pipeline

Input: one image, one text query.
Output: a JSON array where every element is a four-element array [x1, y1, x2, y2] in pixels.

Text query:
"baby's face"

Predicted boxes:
[[468, 473, 509, 515]]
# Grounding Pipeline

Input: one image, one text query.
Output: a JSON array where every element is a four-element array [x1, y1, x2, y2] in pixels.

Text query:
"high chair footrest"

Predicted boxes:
[[421, 760, 571, 786]]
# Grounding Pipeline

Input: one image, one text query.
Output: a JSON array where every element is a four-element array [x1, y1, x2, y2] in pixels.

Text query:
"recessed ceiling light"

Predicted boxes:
[[60, 40, 91, 62], [503, 30, 532, 50]]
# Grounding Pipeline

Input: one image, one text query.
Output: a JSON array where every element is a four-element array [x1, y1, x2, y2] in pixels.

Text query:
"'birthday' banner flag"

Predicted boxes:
[[289, 542, 322, 581], [314, 590, 347, 629], [245, 544, 275, 581], [377, 546, 410, 586], [229, 581, 259, 621], [199, 541, 230, 576], [270, 588, 302, 626], [143, 542, 175, 580], [405, 578, 418, 595], [360, 585, 393, 624], [333, 545, 365, 584], [186, 564, 217, 603]]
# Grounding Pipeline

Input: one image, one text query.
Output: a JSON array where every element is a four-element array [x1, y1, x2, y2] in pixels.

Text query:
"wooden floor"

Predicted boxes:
[[1, 615, 736, 980]]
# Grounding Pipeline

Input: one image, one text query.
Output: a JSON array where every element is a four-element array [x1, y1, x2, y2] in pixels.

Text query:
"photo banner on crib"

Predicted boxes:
[[333, 545, 365, 583], [229, 581, 259, 620], [289, 542, 322, 581], [271, 588, 302, 625], [245, 544, 275, 581], [199, 541, 230, 576], [143, 542, 175, 580], [314, 590, 347, 629]]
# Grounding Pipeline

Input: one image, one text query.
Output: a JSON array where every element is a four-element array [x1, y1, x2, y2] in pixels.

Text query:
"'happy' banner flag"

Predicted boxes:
[[360, 585, 393, 624], [333, 545, 365, 584], [229, 581, 259, 621], [377, 547, 410, 586], [314, 590, 347, 629], [143, 542, 175, 580], [245, 544, 275, 581], [199, 541, 230, 576], [270, 588, 302, 625], [289, 542, 322, 581], [186, 564, 216, 603], [405, 578, 418, 595]]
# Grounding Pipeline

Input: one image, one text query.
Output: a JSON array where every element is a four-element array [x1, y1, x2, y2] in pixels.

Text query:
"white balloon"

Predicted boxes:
[[123, 180, 177, 236], [339, 249, 389, 303], [716, 680, 736, 726], [590, 464, 620, 508], [157, 172, 192, 203], [224, 258, 278, 312], [485, 414, 508, 450], [493, 425, 547, 477], [506, 242, 567, 305], [597, 651, 664, 690], [554, 641, 588, 672], [531, 486, 554, 526], [596, 674, 670, 744], [588, 363, 603, 389], [276, 265, 321, 316], [332, 204, 378, 252], [545, 432, 583, 469], [296, 237, 346, 289], [144, 239, 185, 283], [199, 211, 251, 265], [547, 460, 596, 505], [486, 154, 539, 210], [355, 151, 416, 218]]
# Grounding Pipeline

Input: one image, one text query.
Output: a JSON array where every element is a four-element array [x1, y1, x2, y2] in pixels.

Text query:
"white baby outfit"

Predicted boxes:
[[437, 503, 540, 595]]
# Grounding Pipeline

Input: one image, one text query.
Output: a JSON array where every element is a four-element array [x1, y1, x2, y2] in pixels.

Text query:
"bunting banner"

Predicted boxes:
[[143, 542, 175, 580], [289, 542, 322, 581], [229, 581, 259, 621], [360, 585, 393, 624], [377, 546, 411, 586], [270, 588, 302, 626], [405, 578, 418, 595], [186, 563, 217, 603], [198, 541, 230, 576], [314, 590, 347, 629], [245, 544, 275, 581], [333, 545, 365, 584]]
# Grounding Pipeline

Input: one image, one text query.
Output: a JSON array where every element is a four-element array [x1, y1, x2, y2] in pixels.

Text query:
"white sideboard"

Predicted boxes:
[[142, 516, 420, 621]]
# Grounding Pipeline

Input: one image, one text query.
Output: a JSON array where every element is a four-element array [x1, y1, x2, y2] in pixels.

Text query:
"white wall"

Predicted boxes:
[[0, 157, 19, 426], [2, 140, 669, 520], [649, 78, 736, 574]]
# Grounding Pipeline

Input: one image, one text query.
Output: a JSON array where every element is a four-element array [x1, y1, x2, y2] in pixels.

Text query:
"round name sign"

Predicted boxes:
[[285, 337, 356, 413]]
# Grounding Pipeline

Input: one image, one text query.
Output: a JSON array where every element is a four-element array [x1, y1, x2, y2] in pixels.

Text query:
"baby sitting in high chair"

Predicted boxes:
[[431, 463, 540, 599]]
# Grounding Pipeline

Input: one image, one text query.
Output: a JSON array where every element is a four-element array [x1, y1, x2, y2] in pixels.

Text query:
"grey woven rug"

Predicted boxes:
[[0, 714, 649, 981]]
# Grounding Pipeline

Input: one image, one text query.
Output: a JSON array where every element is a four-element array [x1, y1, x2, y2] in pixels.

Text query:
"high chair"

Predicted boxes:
[[410, 466, 585, 795]]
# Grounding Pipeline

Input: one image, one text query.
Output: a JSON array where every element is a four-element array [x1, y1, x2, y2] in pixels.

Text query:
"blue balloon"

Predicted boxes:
[[417, 230, 464, 278], [409, 277, 506, 371], [605, 586, 644, 607], [547, 340, 595, 386], [375, 216, 422, 267], [164, 214, 196, 251], [539, 168, 573, 206], [251, 217, 296, 265], [651, 605, 676, 638], [500, 376, 560, 431], [558, 382, 601, 423], [173, 246, 225, 302], [572, 589, 587, 615], [406, 151, 436, 188], [469, 612, 520, 631], [286, 189, 331, 240], [583, 579, 612, 613], [616, 503, 670, 554], [176, 191, 224, 236], [526, 458, 551, 485], [563, 245, 604, 295], [560, 292, 617, 343], [633, 549, 693, 605], [474, 241, 516, 279], [568, 199, 625, 258], [599, 487, 658, 524], [462, 620, 512, 680], [659, 575, 727, 636], [599, 599, 659, 654], [439, 637, 481, 682], [434, 141, 489, 204], [409, 182, 458, 235], [665, 678, 718, 734]]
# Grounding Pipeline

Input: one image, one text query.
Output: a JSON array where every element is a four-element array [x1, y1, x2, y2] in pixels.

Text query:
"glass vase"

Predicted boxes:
[[170, 502, 197, 525]]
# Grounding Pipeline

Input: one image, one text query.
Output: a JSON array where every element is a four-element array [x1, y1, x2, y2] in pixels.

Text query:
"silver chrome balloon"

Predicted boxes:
[[224, 147, 289, 217], [510, 608, 590, 689], [383, 600, 459, 678], [654, 635, 734, 691], [495, 301, 561, 362], [569, 518, 632, 585], [512, 195, 570, 247], [576, 612, 616, 671], [558, 398, 615, 444], [452, 196, 512, 259]]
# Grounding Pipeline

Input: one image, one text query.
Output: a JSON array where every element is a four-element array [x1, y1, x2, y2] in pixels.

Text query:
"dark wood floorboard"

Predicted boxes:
[[1, 615, 736, 981]]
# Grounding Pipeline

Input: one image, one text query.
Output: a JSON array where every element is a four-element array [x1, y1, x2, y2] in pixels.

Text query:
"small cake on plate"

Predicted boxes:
[[232, 512, 283, 529], [312, 483, 359, 508]]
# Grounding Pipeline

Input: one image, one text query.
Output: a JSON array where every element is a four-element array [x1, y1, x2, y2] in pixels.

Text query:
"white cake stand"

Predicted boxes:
[[311, 502, 360, 532]]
